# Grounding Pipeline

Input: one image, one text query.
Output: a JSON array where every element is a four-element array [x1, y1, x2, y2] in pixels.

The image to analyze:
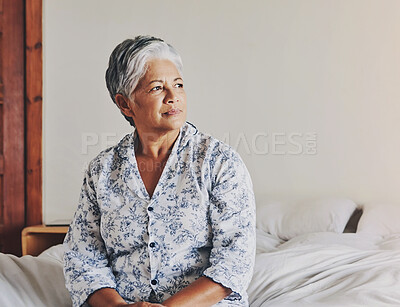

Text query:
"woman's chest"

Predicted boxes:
[[97, 164, 212, 252], [135, 155, 168, 198]]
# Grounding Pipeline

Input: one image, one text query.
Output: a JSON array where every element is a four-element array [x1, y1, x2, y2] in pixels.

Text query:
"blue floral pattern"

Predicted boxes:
[[63, 122, 256, 307]]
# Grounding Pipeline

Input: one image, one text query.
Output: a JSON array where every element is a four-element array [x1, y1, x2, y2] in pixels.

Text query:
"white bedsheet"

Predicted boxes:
[[0, 249, 72, 307], [1, 233, 400, 306], [249, 232, 400, 307]]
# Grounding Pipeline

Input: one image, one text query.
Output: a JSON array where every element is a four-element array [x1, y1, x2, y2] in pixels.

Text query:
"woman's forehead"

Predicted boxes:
[[143, 58, 181, 80]]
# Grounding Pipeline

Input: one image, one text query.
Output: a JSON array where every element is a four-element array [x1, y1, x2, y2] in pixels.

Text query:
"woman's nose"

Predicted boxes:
[[164, 88, 179, 104]]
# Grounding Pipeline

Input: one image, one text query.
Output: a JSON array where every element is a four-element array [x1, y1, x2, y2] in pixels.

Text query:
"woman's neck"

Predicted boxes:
[[135, 128, 180, 159]]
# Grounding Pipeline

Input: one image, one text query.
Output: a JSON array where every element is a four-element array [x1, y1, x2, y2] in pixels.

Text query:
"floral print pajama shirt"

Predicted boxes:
[[64, 122, 256, 307]]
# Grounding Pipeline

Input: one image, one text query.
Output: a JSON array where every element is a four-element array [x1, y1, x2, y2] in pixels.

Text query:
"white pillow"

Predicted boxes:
[[38, 243, 65, 264], [256, 198, 357, 240], [357, 203, 400, 236]]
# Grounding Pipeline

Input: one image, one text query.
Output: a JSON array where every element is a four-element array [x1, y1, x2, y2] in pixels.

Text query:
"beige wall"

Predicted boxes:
[[43, 0, 400, 224]]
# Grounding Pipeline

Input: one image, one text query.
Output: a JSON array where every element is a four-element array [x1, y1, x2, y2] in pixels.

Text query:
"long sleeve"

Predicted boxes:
[[63, 124, 255, 306], [63, 168, 117, 307], [203, 148, 256, 302]]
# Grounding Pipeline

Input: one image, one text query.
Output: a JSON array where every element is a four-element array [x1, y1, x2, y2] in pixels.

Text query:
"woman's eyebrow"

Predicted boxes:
[[147, 77, 183, 86], [148, 79, 163, 86]]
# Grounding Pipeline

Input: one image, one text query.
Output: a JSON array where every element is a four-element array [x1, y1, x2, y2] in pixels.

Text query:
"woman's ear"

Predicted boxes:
[[115, 94, 134, 117]]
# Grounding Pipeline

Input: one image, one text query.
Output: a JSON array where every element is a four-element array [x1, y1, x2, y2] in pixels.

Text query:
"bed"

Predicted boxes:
[[1, 198, 400, 306], [249, 198, 400, 306]]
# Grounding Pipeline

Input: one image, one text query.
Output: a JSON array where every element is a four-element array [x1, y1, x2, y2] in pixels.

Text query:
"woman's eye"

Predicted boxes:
[[175, 83, 184, 88], [150, 86, 162, 92]]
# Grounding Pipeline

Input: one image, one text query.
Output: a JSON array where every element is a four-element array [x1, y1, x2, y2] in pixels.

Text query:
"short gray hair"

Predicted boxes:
[[105, 35, 184, 126]]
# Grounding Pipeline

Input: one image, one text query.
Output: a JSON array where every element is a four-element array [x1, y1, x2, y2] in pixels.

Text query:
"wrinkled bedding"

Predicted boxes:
[[249, 230, 400, 306], [1, 232, 400, 306], [0, 246, 72, 307]]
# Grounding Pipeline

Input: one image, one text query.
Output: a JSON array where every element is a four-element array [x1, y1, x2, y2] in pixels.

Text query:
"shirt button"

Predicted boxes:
[[149, 242, 156, 248], [151, 279, 158, 285], [148, 206, 154, 211]]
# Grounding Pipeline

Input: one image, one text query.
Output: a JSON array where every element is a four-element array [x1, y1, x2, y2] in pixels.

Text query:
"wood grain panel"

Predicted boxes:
[[0, 29, 3, 106], [25, 0, 43, 226], [0, 105, 3, 156], [1, 0, 25, 255], [0, 175, 3, 249], [0, 0, 3, 252], [0, 81, 3, 104]]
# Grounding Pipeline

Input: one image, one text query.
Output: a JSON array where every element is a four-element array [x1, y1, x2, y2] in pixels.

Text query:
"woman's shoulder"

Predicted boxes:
[[183, 122, 241, 162], [185, 124, 251, 189], [86, 133, 134, 175]]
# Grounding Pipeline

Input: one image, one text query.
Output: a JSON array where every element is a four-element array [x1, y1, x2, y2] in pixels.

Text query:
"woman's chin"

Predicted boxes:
[[160, 115, 186, 130]]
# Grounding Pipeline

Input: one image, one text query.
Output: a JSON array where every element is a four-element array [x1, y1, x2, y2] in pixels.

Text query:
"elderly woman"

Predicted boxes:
[[63, 35, 255, 307]]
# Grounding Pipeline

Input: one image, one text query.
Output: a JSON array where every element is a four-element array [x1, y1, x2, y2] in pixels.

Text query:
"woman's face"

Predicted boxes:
[[125, 58, 187, 135]]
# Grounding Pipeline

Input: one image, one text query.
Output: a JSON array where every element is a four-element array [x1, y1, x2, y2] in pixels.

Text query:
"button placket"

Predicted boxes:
[[147, 201, 159, 286]]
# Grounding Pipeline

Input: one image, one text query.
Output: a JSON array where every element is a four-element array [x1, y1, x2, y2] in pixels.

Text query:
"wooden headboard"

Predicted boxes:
[[21, 225, 68, 256]]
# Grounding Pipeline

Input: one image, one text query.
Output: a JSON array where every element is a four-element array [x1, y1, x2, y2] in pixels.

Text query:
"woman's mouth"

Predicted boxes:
[[163, 109, 182, 116]]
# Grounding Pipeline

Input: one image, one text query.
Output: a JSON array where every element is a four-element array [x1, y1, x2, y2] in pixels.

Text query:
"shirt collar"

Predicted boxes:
[[130, 121, 198, 154], [122, 122, 198, 200]]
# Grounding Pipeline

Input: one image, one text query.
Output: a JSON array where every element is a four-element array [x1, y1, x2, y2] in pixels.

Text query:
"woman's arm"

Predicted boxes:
[[87, 288, 127, 307], [87, 277, 229, 307], [64, 168, 119, 306], [201, 148, 256, 303], [163, 149, 255, 307], [88, 288, 165, 307], [162, 276, 231, 307]]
